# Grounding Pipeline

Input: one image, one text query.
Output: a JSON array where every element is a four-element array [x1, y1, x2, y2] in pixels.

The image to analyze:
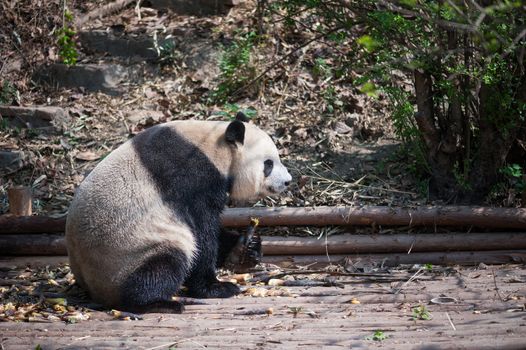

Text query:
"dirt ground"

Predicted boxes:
[[0, 0, 424, 222]]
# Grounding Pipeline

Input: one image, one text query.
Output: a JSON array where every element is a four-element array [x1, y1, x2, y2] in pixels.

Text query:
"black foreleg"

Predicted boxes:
[[184, 229, 240, 298]]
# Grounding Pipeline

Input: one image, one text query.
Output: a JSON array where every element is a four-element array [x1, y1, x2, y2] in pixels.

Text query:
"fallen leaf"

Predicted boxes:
[[75, 151, 100, 161], [268, 279, 285, 286]]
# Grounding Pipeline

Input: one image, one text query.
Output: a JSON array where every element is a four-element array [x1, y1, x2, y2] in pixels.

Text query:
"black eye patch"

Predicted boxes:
[[264, 159, 274, 177]]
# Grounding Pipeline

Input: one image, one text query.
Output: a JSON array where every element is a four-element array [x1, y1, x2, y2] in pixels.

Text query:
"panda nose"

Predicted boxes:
[[284, 181, 290, 187]]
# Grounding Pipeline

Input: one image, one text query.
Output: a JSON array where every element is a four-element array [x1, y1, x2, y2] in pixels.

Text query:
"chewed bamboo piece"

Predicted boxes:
[[223, 218, 262, 272]]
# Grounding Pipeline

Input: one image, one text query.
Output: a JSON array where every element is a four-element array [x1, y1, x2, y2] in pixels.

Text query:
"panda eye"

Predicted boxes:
[[263, 159, 273, 177]]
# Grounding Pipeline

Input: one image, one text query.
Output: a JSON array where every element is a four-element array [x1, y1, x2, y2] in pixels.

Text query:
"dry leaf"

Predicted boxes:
[[75, 151, 100, 161], [268, 279, 285, 286], [244, 287, 268, 297]]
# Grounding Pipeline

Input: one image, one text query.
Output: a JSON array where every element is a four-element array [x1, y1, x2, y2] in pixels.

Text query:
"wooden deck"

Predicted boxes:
[[1, 256, 525, 349]]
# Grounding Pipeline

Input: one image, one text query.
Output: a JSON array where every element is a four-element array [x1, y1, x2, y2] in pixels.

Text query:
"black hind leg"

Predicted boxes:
[[120, 249, 189, 313]]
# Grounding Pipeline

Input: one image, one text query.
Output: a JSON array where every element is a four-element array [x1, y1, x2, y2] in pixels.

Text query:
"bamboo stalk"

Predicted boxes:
[[2, 205, 526, 234], [1, 233, 526, 257]]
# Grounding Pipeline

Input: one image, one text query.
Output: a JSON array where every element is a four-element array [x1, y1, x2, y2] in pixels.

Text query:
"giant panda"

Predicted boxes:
[[65, 113, 291, 313]]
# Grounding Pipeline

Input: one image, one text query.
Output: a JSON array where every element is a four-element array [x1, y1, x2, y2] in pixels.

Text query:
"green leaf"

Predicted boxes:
[[399, 0, 417, 6], [359, 81, 378, 98], [241, 107, 257, 118], [365, 330, 388, 341], [357, 35, 380, 52], [412, 305, 432, 320]]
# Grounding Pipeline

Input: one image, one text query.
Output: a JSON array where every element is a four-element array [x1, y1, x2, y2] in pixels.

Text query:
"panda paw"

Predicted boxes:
[[189, 281, 240, 298]]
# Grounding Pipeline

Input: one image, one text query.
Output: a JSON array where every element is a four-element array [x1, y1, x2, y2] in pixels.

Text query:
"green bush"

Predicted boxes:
[[209, 31, 258, 104], [274, 0, 526, 202], [56, 9, 77, 66]]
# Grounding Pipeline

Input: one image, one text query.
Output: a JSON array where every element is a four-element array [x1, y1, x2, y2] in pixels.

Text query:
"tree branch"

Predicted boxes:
[[335, 0, 478, 33], [414, 69, 439, 151]]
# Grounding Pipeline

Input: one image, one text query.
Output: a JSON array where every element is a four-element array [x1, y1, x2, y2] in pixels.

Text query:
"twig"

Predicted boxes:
[[144, 342, 179, 350], [492, 268, 505, 302], [145, 339, 206, 350], [446, 312, 457, 331], [407, 238, 415, 254], [324, 230, 331, 265], [307, 173, 417, 195], [250, 269, 419, 284], [393, 267, 425, 294], [376, 0, 477, 32], [135, 0, 142, 20]]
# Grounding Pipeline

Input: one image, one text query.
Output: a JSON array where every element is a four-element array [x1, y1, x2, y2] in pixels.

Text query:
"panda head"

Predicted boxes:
[[225, 112, 292, 202]]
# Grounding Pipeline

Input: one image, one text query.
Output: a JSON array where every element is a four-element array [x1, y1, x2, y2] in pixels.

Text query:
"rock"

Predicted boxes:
[[333, 121, 353, 135], [0, 150, 25, 176], [182, 40, 220, 85], [79, 30, 176, 60], [148, 0, 238, 16], [33, 63, 151, 95], [125, 110, 165, 125], [0, 105, 69, 132]]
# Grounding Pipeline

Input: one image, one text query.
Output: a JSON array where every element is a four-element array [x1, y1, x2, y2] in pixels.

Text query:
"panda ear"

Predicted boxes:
[[225, 120, 245, 145], [235, 111, 250, 123]]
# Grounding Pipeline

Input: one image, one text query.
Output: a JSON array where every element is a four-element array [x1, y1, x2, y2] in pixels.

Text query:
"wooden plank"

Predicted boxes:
[[0, 255, 69, 269], [0, 259, 524, 349], [262, 250, 526, 267], [1, 311, 524, 349]]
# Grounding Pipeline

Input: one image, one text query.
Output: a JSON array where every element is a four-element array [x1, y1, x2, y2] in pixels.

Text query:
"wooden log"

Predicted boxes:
[[0, 234, 66, 256], [2, 250, 524, 268], [262, 250, 526, 267], [7, 186, 32, 216], [221, 206, 526, 228], [262, 233, 526, 255], [2, 205, 526, 234], [2, 233, 526, 258], [0, 216, 66, 234]]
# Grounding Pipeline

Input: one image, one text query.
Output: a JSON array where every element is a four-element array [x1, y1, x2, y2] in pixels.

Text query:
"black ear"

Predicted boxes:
[[225, 120, 245, 145], [235, 111, 250, 123]]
